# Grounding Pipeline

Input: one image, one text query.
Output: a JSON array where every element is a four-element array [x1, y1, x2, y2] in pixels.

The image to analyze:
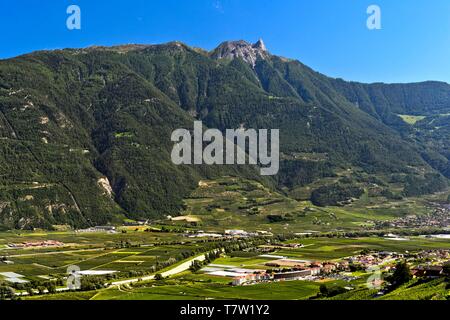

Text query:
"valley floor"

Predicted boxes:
[[1, 230, 449, 301], [1, 178, 450, 301]]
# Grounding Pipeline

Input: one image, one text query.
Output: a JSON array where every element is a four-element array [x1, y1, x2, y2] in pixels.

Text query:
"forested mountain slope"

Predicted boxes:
[[0, 40, 448, 229]]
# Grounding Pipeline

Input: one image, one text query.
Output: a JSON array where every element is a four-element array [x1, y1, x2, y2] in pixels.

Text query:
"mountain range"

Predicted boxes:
[[0, 39, 449, 229]]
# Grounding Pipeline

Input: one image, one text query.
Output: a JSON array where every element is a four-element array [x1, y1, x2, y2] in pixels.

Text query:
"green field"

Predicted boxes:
[[327, 278, 450, 301], [27, 280, 324, 301], [398, 114, 426, 125], [0, 230, 207, 280]]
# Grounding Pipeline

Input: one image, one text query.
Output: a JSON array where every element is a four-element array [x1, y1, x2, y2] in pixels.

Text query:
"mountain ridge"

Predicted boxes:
[[0, 40, 448, 229]]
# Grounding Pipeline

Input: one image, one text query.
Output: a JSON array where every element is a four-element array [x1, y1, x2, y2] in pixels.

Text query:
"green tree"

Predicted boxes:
[[319, 284, 329, 296], [46, 283, 57, 294], [0, 286, 15, 300], [189, 260, 203, 273], [390, 261, 412, 287], [443, 262, 450, 275]]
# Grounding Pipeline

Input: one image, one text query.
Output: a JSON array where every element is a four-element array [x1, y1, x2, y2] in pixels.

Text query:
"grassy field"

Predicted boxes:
[[398, 114, 426, 125]]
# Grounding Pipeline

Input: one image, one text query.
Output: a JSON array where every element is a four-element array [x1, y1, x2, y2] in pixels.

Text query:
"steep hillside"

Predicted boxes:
[[328, 79, 450, 177]]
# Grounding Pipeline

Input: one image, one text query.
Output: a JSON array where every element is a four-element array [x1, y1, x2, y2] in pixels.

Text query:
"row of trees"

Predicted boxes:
[[189, 250, 222, 273]]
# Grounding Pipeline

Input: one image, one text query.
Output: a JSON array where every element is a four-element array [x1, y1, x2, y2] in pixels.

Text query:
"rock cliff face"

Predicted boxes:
[[210, 39, 269, 66]]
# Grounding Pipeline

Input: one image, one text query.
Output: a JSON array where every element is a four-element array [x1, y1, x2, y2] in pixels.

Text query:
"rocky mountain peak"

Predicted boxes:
[[210, 39, 269, 67], [253, 38, 267, 51]]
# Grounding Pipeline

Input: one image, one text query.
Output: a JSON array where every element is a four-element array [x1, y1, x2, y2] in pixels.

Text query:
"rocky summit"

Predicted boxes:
[[210, 39, 269, 66]]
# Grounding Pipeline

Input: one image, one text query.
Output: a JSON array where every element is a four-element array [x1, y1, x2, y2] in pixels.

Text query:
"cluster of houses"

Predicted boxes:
[[224, 229, 259, 237], [375, 204, 450, 229], [342, 250, 450, 280], [229, 249, 450, 286], [187, 232, 223, 238], [411, 265, 445, 278], [265, 259, 344, 273], [7, 240, 64, 248], [232, 271, 271, 286], [229, 259, 347, 286], [408, 250, 450, 279], [343, 251, 402, 270], [409, 249, 450, 261], [202, 263, 324, 286], [75, 226, 117, 233], [231, 269, 319, 286], [185, 229, 271, 239], [232, 262, 337, 286], [260, 243, 305, 250]]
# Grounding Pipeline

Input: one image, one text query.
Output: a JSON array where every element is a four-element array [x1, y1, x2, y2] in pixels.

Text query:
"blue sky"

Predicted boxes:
[[1, 0, 450, 83]]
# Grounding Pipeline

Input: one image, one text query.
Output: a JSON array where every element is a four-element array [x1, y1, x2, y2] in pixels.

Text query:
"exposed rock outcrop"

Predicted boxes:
[[210, 39, 269, 66]]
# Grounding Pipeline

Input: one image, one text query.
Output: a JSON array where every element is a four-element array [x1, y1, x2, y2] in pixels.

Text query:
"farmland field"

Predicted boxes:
[[0, 230, 211, 280], [27, 279, 325, 301], [2, 177, 450, 301]]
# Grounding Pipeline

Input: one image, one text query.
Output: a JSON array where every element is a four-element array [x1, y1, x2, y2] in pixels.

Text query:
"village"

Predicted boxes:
[[198, 248, 450, 287], [375, 204, 450, 229], [6, 240, 65, 249]]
